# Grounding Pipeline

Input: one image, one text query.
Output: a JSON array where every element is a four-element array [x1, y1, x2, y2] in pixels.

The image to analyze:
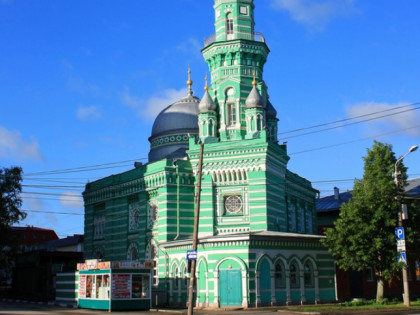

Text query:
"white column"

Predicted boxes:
[[270, 270, 276, 306], [194, 271, 199, 306], [241, 270, 248, 308], [255, 271, 260, 307], [300, 270, 306, 305], [169, 273, 174, 304], [213, 271, 219, 307], [205, 272, 209, 307], [177, 273, 181, 303], [285, 270, 291, 305], [314, 270, 320, 304]]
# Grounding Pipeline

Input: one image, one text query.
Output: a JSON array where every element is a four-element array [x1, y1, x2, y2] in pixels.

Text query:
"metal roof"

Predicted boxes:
[[316, 190, 353, 213]]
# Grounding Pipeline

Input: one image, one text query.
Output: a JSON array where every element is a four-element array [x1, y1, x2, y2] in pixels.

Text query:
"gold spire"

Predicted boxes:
[[252, 69, 257, 86], [186, 66, 193, 96], [204, 74, 209, 91]]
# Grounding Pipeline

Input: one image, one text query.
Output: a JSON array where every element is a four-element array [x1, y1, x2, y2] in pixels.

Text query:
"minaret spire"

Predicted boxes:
[[187, 66, 193, 96]]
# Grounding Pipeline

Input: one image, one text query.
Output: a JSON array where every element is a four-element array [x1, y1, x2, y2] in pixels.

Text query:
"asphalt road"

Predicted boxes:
[[0, 300, 280, 315], [1, 300, 420, 315]]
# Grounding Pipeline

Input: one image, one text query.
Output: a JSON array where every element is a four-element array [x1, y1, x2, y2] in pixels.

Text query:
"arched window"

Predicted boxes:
[[275, 261, 285, 288], [290, 262, 299, 288], [130, 247, 138, 260], [127, 243, 139, 260], [226, 12, 233, 38], [227, 103, 236, 126], [304, 261, 313, 286], [183, 265, 189, 288], [174, 267, 179, 289]]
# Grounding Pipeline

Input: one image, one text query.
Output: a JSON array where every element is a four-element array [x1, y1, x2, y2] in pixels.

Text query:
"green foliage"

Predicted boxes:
[[0, 166, 26, 269], [321, 141, 418, 298], [344, 299, 375, 307]]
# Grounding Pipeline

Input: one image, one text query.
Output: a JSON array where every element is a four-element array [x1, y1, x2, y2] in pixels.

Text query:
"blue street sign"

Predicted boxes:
[[398, 252, 407, 264], [187, 250, 197, 260], [395, 227, 405, 240]]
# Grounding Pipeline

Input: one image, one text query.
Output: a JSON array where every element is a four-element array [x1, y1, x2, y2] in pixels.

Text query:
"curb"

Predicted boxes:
[[277, 311, 321, 315], [1, 298, 77, 309]]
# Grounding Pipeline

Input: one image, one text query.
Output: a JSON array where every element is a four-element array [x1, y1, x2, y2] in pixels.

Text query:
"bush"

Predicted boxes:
[[377, 298, 389, 305]]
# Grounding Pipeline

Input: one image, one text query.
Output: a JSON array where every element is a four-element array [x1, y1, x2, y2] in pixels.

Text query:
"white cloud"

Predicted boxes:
[[346, 102, 420, 137], [77, 105, 102, 120], [0, 126, 43, 160], [21, 194, 59, 227], [121, 87, 188, 119], [270, 0, 356, 30], [59, 191, 84, 209], [176, 37, 203, 60], [23, 194, 45, 213]]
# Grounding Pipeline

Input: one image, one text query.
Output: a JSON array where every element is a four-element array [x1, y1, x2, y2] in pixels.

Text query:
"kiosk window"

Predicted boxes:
[[132, 274, 150, 299], [86, 275, 93, 298]]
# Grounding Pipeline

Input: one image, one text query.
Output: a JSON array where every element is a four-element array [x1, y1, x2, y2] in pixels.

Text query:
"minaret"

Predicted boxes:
[[202, 0, 270, 141], [245, 70, 265, 139], [198, 75, 218, 143]]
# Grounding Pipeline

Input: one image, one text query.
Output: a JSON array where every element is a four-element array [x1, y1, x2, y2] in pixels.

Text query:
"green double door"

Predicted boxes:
[[219, 269, 242, 306]]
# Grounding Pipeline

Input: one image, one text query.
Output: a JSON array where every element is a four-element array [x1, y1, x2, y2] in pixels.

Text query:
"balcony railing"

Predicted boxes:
[[203, 31, 265, 47]]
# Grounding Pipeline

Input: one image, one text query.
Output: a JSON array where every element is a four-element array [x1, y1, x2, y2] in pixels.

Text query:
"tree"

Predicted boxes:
[[0, 166, 26, 269], [322, 141, 417, 302]]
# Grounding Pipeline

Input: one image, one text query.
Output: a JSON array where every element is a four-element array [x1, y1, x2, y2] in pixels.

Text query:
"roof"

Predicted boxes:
[[407, 177, 420, 198], [407, 184, 420, 198], [45, 234, 84, 248], [12, 226, 59, 245], [316, 190, 353, 213], [316, 179, 420, 213]]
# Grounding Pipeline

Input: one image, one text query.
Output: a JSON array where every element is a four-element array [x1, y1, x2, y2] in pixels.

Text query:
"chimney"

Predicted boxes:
[[334, 187, 339, 200]]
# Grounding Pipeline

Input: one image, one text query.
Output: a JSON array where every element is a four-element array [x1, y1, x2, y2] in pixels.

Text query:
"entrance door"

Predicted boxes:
[[350, 270, 363, 298], [219, 269, 242, 306]]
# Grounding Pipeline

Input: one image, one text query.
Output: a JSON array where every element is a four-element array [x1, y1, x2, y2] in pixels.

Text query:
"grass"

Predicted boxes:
[[282, 298, 420, 313]]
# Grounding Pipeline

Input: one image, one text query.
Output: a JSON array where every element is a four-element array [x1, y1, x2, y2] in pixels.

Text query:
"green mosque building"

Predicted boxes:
[[82, 0, 336, 308]]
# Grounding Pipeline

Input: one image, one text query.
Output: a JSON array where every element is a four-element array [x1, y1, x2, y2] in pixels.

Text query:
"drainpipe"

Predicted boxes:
[[174, 160, 180, 240]]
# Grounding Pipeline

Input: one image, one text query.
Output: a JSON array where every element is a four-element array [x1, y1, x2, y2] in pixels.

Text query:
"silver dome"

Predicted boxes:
[[245, 85, 265, 109], [199, 89, 216, 113], [148, 92, 200, 163], [266, 99, 277, 119]]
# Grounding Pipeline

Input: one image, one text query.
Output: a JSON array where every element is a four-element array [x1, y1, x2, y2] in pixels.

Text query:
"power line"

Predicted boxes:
[[22, 184, 85, 190], [24, 158, 146, 176], [22, 191, 82, 198], [289, 124, 420, 155], [279, 104, 420, 140], [22, 195, 83, 202], [278, 101, 420, 136], [21, 209, 83, 215], [1, 103, 419, 185]]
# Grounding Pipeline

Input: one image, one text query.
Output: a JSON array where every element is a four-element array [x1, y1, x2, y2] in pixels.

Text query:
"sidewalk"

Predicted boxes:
[[2, 298, 420, 315]]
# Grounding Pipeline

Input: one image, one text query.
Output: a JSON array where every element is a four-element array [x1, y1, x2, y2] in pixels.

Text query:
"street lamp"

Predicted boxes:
[[394, 145, 418, 307]]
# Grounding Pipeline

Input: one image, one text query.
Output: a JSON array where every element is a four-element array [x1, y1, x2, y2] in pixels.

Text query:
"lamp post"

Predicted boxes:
[[394, 145, 418, 307]]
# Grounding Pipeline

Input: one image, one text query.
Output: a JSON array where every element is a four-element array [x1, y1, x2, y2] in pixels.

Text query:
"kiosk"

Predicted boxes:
[[77, 259, 152, 311]]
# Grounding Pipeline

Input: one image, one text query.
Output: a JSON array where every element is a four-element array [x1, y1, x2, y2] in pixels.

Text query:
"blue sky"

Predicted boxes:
[[1, 0, 419, 238]]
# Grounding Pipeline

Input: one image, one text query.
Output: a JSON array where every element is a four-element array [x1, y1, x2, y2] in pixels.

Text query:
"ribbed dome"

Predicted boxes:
[[199, 87, 216, 113], [245, 85, 264, 109], [148, 72, 201, 163]]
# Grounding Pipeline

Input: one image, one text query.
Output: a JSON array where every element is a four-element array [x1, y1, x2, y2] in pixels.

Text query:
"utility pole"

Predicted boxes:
[[394, 145, 418, 307], [187, 142, 204, 315]]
